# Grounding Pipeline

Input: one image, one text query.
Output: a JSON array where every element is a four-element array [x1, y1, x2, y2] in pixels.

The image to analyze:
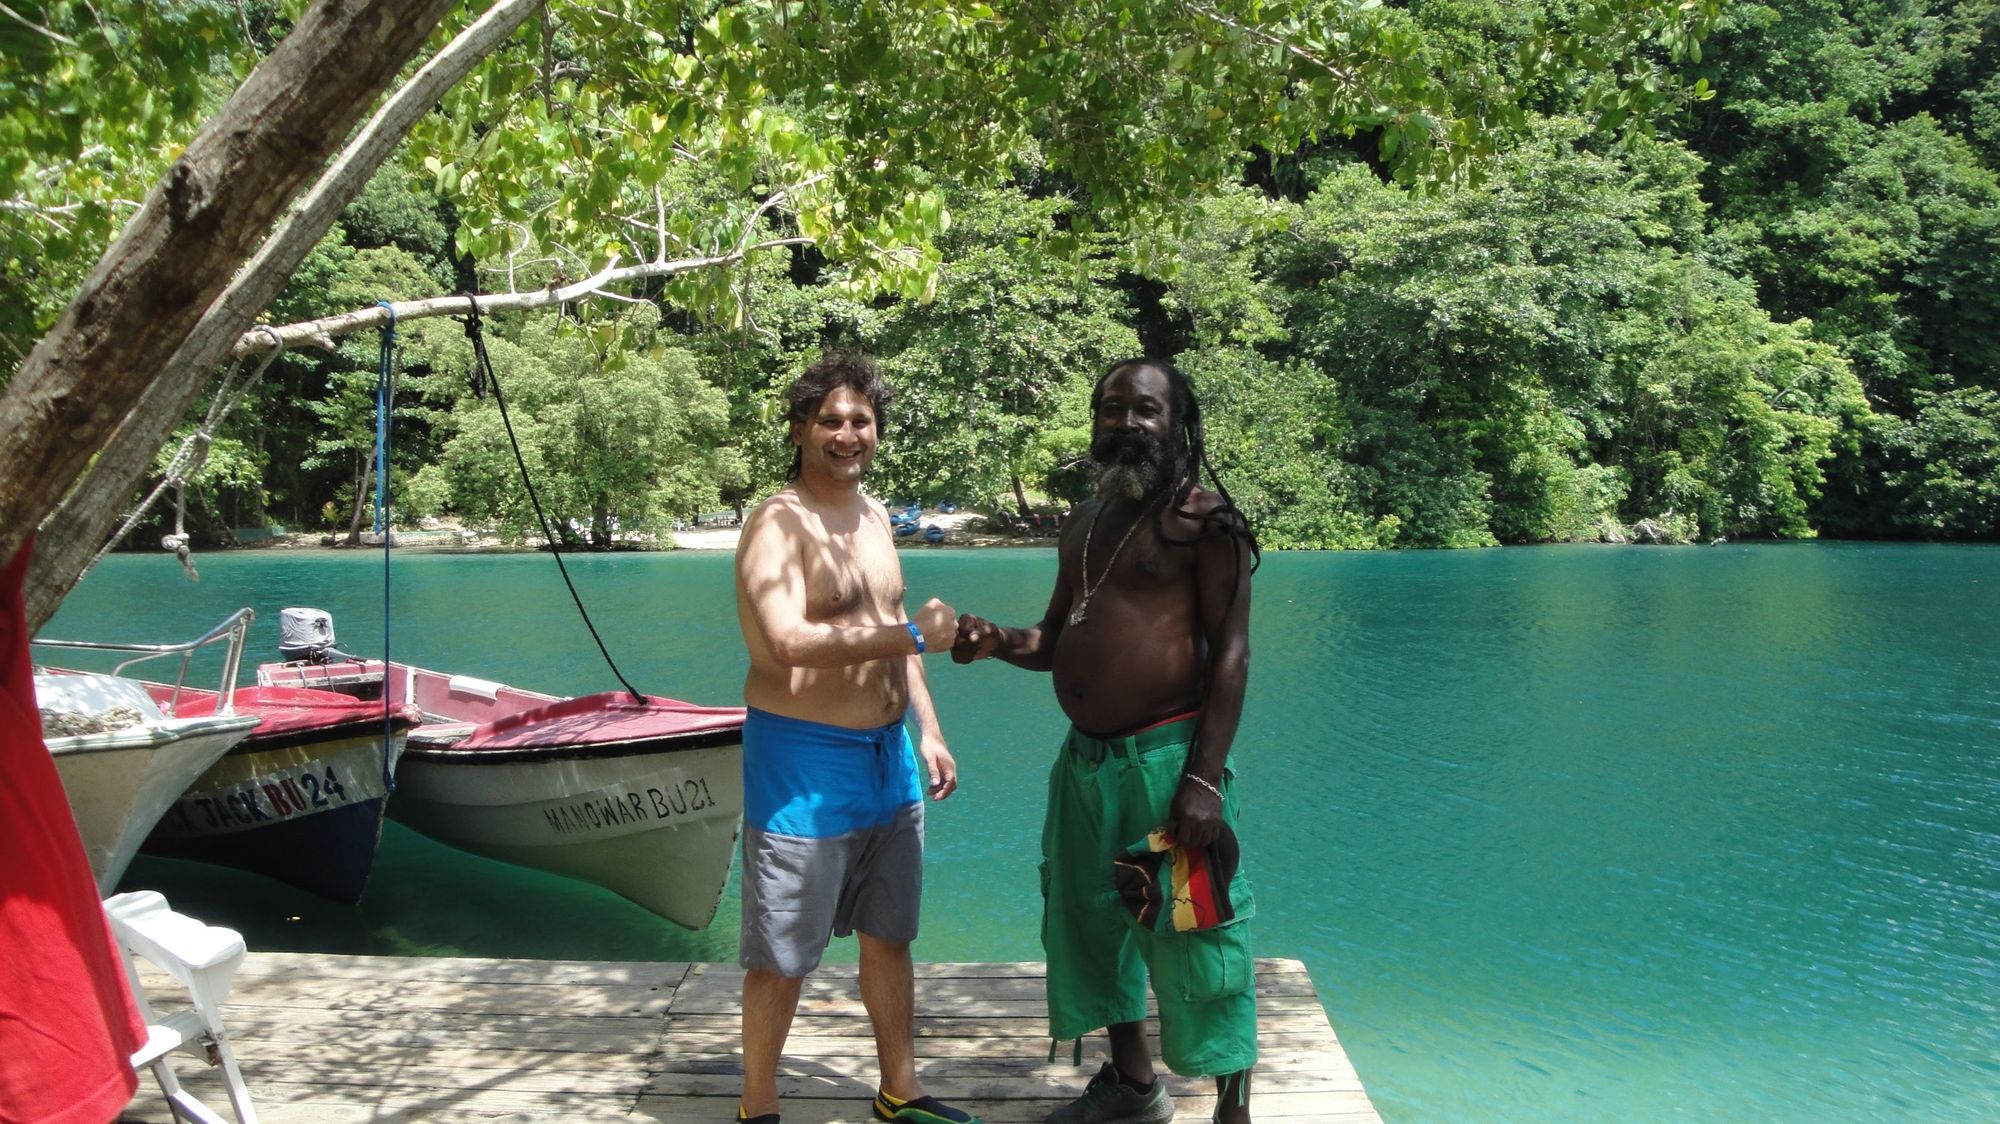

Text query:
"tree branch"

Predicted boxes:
[[736, 175, 824, 257], [655, 183, 667, 262], [229, 238, 812, 356], [0, 1, 78, 45], [1177, 0, 1358, 88]]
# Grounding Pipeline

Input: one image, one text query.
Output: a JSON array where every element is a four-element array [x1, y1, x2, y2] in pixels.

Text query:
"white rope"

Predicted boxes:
[[168, 475, 195, 580], [82, 327, 285, 582]]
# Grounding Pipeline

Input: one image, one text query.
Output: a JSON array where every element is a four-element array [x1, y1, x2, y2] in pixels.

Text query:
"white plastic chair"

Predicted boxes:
[[103, 890, 258, 1124]]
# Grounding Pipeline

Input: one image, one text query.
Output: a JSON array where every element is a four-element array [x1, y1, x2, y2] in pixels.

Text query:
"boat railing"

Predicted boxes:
[[31, 608, 255, 717]]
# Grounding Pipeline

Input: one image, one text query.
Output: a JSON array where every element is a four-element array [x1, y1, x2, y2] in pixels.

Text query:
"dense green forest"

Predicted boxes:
[[6, 0, 1998, 552]]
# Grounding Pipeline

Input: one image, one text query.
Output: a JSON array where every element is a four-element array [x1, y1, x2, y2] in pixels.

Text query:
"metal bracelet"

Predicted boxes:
[[1182, 773, 1222, 799]]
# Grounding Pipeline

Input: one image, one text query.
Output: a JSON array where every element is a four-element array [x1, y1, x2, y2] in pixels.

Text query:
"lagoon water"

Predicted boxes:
[[43, 543, 2000, 1122]]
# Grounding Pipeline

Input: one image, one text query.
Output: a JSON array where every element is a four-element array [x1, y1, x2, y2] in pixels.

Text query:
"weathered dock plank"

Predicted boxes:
[[121, 954, 1379, 1123]]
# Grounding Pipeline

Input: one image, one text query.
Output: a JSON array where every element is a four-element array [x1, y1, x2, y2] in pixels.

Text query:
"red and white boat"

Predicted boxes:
[[258, 648, 746, 931], [36, 608, 420, 903], [140, 682, 420, 904]]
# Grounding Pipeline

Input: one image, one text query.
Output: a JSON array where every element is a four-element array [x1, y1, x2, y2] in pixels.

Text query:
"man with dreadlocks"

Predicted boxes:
[[954, 358, 1260, 1124]]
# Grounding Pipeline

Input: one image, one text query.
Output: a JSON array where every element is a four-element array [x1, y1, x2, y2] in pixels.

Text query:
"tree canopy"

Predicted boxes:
[[29, 0, 2000, 622]]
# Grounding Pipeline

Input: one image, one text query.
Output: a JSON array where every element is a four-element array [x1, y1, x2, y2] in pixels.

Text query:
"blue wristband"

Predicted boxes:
[[905, 620, 925, 654]]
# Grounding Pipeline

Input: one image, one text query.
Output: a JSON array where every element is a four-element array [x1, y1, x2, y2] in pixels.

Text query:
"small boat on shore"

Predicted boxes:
[[33, 617, 263, 894], [257, 652, 746, 930]]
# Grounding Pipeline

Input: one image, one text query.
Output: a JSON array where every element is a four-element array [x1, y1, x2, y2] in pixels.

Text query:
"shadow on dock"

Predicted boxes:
[[123, 954, 1379, 1122]]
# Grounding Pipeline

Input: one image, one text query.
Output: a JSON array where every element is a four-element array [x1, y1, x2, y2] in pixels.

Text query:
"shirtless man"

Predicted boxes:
[[954, 359, 1260, 1124], [733, 351, 978, 1124]]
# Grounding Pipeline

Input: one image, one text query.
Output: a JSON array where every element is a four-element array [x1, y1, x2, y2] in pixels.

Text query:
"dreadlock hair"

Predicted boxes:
[[783, 348, 893, 481], [1094, 357, 1261, 572]]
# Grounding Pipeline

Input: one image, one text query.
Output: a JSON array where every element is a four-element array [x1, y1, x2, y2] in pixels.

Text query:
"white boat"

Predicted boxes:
[[259, 656, 746, 930], [35, 671, 259, 894]]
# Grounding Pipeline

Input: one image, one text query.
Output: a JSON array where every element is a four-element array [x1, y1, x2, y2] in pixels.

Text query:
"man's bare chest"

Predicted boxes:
[[801, 538, 903, 620], [1069, 531, 1194, 599]]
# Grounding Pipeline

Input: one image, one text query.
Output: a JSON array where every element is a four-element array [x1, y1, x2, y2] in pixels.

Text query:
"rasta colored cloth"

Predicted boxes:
[[1112, 824, 1241, 933]]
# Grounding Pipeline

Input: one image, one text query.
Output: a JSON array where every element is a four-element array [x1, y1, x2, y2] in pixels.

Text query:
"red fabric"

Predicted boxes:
[[1113, 823, 1242, 934], [0, 538, 144, 1124], [1183, 849, 1219, 930]]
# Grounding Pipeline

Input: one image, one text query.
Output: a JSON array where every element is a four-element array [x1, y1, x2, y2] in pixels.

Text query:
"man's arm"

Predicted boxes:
[[904, 651, 958, 799], [951, 511, 1085, 669], [737, 502, 955, 668], [1169, 504, 1253, 849], [951, 593, 1064, 670]]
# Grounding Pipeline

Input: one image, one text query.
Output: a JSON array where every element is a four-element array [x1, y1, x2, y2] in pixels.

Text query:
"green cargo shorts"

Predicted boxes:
[[1041, 717, 1258, 1078]]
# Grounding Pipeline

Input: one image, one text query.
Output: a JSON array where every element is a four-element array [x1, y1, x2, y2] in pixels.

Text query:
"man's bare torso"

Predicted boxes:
[[738, 486, 910, 728], [1050, 494, 1214, 736]]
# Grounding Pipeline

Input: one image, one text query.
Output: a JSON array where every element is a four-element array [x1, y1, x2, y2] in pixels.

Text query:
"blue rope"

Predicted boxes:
[[373, 303, 396, 536], [375, 302, 397, 792]]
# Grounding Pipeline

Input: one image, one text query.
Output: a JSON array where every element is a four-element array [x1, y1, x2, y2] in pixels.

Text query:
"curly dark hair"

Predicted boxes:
[[784, 349, 893, 480]]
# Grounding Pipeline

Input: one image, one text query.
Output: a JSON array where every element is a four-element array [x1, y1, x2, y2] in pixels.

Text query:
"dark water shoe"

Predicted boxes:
[[1045, 1062, 1176, 1124], [873, 1090, 982, 1123]]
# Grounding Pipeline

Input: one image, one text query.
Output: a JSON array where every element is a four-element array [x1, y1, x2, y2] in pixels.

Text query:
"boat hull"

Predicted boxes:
[[389, 741, 743, 930], [260, 659, 748, 928], [42, 711, 260, 895], [144, 725, 405, 903]]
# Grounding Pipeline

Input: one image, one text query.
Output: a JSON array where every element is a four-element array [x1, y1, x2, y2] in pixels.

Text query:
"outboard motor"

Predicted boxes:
[[277, 607, 352, 664]]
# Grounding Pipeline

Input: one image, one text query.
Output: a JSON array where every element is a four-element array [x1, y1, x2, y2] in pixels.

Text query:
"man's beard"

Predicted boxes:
[[1091, 430, 1184, 502]]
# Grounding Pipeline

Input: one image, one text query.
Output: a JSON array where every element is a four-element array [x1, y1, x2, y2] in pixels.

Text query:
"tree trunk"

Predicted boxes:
[[19, 0, 538, 631], [592, 501, 612, 550], [345, 453, 374, 548], [1012, 474, 1033, 517]]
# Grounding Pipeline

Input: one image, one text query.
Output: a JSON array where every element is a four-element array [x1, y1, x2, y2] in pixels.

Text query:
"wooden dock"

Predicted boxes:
[[123, 953, 1380, 1123]]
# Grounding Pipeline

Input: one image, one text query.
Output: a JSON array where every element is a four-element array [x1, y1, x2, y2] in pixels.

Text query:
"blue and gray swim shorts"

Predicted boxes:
[[738, 706, 925, 977]]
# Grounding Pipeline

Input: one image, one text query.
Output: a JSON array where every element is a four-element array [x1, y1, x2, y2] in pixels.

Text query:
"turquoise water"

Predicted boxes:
[[43, 543, 2000, 1122]]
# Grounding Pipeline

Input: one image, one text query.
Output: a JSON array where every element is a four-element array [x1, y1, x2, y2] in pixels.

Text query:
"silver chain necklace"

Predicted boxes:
[[1068, 501, 1149, 627]]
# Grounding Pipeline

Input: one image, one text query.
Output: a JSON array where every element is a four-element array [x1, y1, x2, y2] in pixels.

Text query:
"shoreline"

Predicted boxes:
[[117, 531, 1845, 558], [116, 516, 1847, 559], [204, 511, 1051, 554]]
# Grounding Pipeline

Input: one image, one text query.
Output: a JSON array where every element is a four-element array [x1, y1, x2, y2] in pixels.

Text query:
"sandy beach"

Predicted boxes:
[[671, 510, 1004, 551], [235, 510, 1034, 553], [668, 526, 745, 550]]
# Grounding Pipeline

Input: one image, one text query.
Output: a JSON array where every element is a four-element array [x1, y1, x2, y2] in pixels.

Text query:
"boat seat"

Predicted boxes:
[[445, 673, 504, 700], [104, 890, 259, 1124]]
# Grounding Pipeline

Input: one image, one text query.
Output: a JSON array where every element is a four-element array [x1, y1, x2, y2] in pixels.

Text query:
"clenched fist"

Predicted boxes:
[[911, 597, 957, 651], [953, 613, 1001, 663]]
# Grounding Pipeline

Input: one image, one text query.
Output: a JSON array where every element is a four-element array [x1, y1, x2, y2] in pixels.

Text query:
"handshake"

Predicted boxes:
[[909, 599, 1002, 664]]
